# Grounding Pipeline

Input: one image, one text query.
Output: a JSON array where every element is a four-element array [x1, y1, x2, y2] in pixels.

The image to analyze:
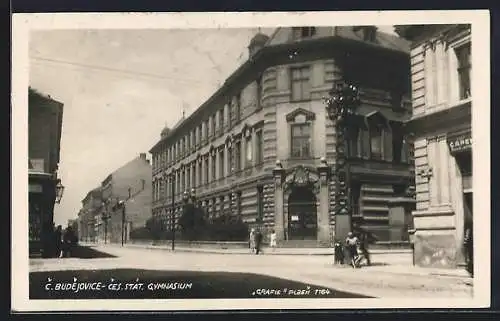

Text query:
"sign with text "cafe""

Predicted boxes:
[[447, 133, 472, 154]]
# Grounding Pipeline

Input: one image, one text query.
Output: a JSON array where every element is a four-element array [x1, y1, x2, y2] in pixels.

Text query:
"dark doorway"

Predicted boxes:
[[287, 186, 317, 240]]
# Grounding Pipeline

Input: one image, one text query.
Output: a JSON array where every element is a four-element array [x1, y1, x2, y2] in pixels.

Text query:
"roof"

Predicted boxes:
[[150, 26, 410, 152]]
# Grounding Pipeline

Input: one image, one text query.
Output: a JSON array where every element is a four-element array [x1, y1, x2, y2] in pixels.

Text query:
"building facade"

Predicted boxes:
[[396, 25, 472, 268], [28, 88, 64, 255], [78, 187, 102, 243], [150, 26, 414, 246], [77, 153, 152, 244]]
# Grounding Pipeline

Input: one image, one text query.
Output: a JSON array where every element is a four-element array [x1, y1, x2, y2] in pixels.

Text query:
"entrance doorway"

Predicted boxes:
[[287, 186, 317, 240]]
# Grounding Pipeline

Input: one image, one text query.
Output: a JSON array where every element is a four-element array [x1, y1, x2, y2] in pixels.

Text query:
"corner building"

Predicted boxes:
[[397, 25, 472, 268], [150, 27, 414, 246]]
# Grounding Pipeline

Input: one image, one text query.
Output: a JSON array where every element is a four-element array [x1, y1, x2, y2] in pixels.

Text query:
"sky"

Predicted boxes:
[[29, 25, 396, 226]]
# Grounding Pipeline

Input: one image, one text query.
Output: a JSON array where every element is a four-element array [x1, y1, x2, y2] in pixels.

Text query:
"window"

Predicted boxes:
[[192, 164, 196, 188], [212, 115, 217, 137], [236, 191, 242, 217], [255, 130, 263, 164], [245, 135, 253, 166], [186, 167, 190, 189], [219, 109, 224, 131], [350, 183, 361, 216], [198, 161, 203, 186], [220, 196, 225, 216], [256, 76, 263, 110], [370, 125, 383, 160], [257, 186, 264, 222], [227, 147, 233, 173], [204, 120, 209, 140], [392, 130, 403, 164], [198, 125, 202, 146], [228, 103, 233, 128], [290, 67, 311, 101], [291, 123, 311, 158], [235, 94, 241, 122], [212, 154, 217, 181], [456, 43, 471, 100], [292, 27, 317, 39], [348, 126, 359, 158], [219, 149, 225, 179], [235, 141, 242, 171], [204, 157, 209, 184]]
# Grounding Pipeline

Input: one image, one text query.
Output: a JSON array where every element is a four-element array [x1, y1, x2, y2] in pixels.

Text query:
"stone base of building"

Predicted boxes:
[[413, 232, 461, 269]]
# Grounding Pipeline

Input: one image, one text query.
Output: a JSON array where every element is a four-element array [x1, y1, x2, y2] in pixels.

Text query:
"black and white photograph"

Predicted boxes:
[[12, 11, 490, 311]]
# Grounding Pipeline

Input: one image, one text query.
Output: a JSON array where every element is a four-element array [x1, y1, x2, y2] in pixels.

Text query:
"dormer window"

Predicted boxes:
[[292, 27, 317, 40]]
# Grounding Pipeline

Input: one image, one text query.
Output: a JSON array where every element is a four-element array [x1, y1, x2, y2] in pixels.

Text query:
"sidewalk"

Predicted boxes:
[[81, 242, 470, 280]]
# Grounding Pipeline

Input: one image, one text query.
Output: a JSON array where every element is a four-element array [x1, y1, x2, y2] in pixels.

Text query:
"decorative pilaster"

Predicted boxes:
[[317, 158, 331, 245], [272, 160, 286, 242]]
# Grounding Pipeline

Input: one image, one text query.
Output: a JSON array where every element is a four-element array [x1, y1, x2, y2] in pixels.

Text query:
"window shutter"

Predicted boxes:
[[383, 129, 393, 161]]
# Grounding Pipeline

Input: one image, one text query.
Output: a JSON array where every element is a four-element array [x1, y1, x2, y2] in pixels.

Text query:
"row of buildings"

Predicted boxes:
[[76, 153, 152, 244], [148, 24, 473, 268], [149, 26, 415, 247], [71, 24, 473, 269], [28, 88, 65, 256]]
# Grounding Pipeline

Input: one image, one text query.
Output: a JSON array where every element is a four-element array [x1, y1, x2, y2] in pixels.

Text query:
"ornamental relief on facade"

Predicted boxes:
[[283, 165, 321, 195]]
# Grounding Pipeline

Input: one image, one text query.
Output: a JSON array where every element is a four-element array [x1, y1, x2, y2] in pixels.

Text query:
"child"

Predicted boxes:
[[269, 229, 277, 251]]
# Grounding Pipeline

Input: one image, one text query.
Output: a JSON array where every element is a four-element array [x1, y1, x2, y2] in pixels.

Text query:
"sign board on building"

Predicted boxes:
[[447, 133, 472, 154], [291, 215, 299, 222]]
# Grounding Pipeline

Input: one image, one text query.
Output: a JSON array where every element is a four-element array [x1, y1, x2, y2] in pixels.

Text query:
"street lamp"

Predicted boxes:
[[55, 179, 65, 204], [324, 79, 361, 246]]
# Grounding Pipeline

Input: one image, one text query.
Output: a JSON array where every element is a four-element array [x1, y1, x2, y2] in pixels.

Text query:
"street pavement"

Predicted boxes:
[[29, 245, 473, 299]]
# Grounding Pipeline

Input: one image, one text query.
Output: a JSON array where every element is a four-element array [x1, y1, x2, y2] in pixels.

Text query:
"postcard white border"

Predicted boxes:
[[12, 10, 491, 312]]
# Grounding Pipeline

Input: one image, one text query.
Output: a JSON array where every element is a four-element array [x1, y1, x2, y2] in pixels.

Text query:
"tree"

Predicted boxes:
[[179, 204, 207, 240], [145, 217, 162, 241]]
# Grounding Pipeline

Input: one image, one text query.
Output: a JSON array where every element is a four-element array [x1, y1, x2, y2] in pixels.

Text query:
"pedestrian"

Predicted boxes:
[[255, 229, 263, 255], [54, 225, 63, 258], [61, 226, 77, 258], [249, 228, 256, 254], [464, 223, 473, 277], [345, 232, 360, 268], [354, 224, 378, 266], [333, 240, 344, 265], [269, 229, 277, 251]]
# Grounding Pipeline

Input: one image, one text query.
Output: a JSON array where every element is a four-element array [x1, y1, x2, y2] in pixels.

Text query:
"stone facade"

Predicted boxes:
[[397, 24, 472, 268], [28, 88, 64, 255], [150, 26, 414, 245]]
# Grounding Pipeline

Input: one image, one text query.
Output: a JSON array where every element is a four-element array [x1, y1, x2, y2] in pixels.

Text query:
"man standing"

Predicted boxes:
[[255, 229, 263, 255]]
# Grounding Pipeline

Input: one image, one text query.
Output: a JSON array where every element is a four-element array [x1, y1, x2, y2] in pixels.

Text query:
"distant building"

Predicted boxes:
[[28, 88, 64, 255], [149, 26, 414, 246], [396, 25, 472, 268], [78, 153, 152, 244], [78, 187, 102, 243]]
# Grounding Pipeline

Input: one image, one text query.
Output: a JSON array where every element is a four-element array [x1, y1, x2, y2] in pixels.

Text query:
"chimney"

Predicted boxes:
[[140, 153, 147, 160]]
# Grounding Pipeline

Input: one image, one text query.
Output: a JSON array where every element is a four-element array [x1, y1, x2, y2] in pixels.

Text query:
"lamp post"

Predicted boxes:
[[55, 179, 65, 204], [324, 79, 361, 246]]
